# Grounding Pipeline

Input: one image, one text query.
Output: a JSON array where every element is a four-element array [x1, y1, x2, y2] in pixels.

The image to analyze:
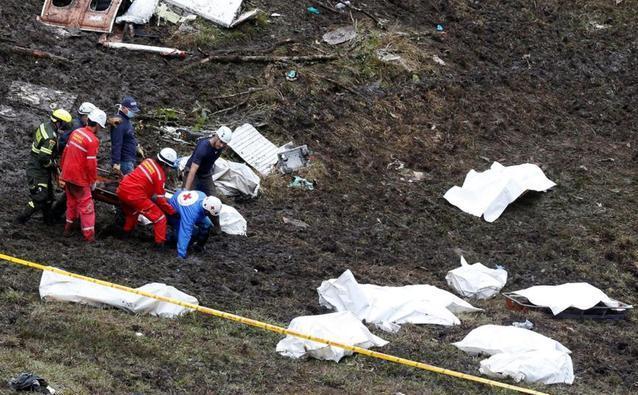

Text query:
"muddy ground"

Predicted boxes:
[[0, 0, 637, 394]]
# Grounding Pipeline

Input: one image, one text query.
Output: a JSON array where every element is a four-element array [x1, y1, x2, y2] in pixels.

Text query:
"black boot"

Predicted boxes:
[[15, 205, 36, 225]]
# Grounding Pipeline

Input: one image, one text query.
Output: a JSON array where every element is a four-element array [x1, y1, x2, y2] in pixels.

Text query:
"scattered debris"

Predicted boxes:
[[288, 176, 315, 190], [38, 0, 124, 33], [307, 6, 321, 15], [512, 319, 534, 330], [453, 324, 574, 385], [228, 124, 280, 176], [436, 24, 444, 32], [116, 0, 159, 24], [335, 2, 350, 11], [1, 45, 70, 62], [7, 81, 77, 113], [156, 2, 188, 24], [164, 0, 260, 28], [445, 256, 507, 299], [217, 204, 248, 235], [212, 158, 260, 198], [504, 283, 633, 319], [0, 104, 18, 120], [9, 373, 55, 394], [40, 271, 198, 318], [285, 70, 298, 81], [282, 216, 309, 229], [432, 54, 446, 66], [387, 159, 428, 182], [590, 21, 610, 30], [322, 26, 356, 45], [318, 270, 481, 333], [277, 145, 310, 173], [276, 311, 388, 362], [101, 41, 187, 59], [196, 53, 338, 65], [443, 161, 556, 222]]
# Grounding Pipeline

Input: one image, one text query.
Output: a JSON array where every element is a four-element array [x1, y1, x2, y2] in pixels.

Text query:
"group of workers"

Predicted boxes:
[[16, 96, 234, 259]]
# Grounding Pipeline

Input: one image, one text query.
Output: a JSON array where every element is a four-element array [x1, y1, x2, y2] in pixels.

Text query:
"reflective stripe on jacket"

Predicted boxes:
[[60, 127, 100, 186], [30, 122, 57, 168]]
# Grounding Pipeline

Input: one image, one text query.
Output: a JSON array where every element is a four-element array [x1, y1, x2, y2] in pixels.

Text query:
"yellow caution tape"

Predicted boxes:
[[0, 252, 548, 395]]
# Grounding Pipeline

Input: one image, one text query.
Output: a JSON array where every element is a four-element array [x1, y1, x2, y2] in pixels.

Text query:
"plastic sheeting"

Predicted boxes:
[[213, 158, 260, 197], [219, 204, 247, 235], [318, 270, 481, 333], [511, 283, 631, 315], [443, 162, 556, 222], [39, 270, 197, 318], [445, 256, 507, 299], [480, 350, 575, 384], [116, 0, 159, 24], [276, 311, 388, 362], [453, 325, 571, 355], [453, 324, 574, 385]]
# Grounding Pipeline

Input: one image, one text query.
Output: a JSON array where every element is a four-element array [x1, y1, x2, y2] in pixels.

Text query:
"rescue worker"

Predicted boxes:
[[15, 108, 72, 225], [182, 126, 232, 196], [116, 148, 179, 248], [110, 96, 143, 176], [168, 190, 222, 259], [58, 102, 97, 154], [60, 108, 105, 242]]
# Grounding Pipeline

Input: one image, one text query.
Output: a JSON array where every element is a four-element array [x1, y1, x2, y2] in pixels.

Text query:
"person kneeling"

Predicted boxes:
[[116, 148, 178, 248], [167, 190, 221, 259]]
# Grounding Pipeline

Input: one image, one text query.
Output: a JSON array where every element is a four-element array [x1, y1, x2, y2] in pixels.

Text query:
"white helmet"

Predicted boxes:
[[88, 108, 107, 128], [202, 196, 222, 216], [216, 126, 232, 144], [78, 102, 97, 115], [157, 147, 177, 167]]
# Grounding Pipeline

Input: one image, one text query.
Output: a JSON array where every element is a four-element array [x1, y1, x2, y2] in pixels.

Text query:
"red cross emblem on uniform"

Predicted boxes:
[[183, 193, 192, 200]]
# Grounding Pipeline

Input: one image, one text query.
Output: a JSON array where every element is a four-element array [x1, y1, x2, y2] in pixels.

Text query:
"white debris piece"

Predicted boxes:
[[164, 0, 259, 28], [480, 350, 574, 385], [445, 256, 507, 299], [322, 26, 356, 45], [443, 161, 556, 222], [318, 270, 481, 333], [39, 270, 198, 318], [228, 124, 280, 176], [453, 324, 571, 356], [7, 81, 77, 114], [276, 311, 388, 362], [511, 283, 632, 315], [116, 0, 158, 24]]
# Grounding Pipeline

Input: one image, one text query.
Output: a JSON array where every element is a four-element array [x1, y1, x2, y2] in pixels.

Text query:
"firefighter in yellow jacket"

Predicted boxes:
[[16, 109, 72, 224]]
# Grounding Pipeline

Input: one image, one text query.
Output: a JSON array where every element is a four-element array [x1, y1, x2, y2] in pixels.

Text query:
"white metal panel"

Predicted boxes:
[[228, 123, 278, 176], [164, 0, 243, 27]]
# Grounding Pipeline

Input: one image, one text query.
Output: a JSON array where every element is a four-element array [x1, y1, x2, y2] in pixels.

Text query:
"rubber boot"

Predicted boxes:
[[15, 205, 36, 225]]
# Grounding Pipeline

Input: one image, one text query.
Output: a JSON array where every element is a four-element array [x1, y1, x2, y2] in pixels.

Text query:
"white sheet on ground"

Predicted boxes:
[[445, 256, 507, 299], [213, 158, 260, 197], [219, 204, 247, 235], [276, 311, 388, 362], [164, 0, 258, 28], [39, 270, 197, 318], [511, 283, 631, 315], [318, 270, 481, 332], [116, 0, 159, 24], [177, 156, 260, 197], [480, 350, 575, 384], [453, 324, 571, 355], [443, 161, 556, 222]]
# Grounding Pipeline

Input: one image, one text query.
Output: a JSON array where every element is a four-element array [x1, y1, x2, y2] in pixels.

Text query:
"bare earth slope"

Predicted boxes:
[[0, 0, 636, 393]]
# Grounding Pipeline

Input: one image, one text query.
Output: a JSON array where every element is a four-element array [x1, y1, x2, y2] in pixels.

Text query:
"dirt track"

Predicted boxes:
[[0, 0, 637, 393]]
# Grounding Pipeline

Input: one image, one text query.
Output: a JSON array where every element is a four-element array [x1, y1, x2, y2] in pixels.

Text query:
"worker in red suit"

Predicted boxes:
[[116, 147, 178, 248], [59, 108, 105, 242]]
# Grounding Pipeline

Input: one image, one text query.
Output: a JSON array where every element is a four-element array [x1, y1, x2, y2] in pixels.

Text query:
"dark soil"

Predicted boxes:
[[0, 0, 637, 393]]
